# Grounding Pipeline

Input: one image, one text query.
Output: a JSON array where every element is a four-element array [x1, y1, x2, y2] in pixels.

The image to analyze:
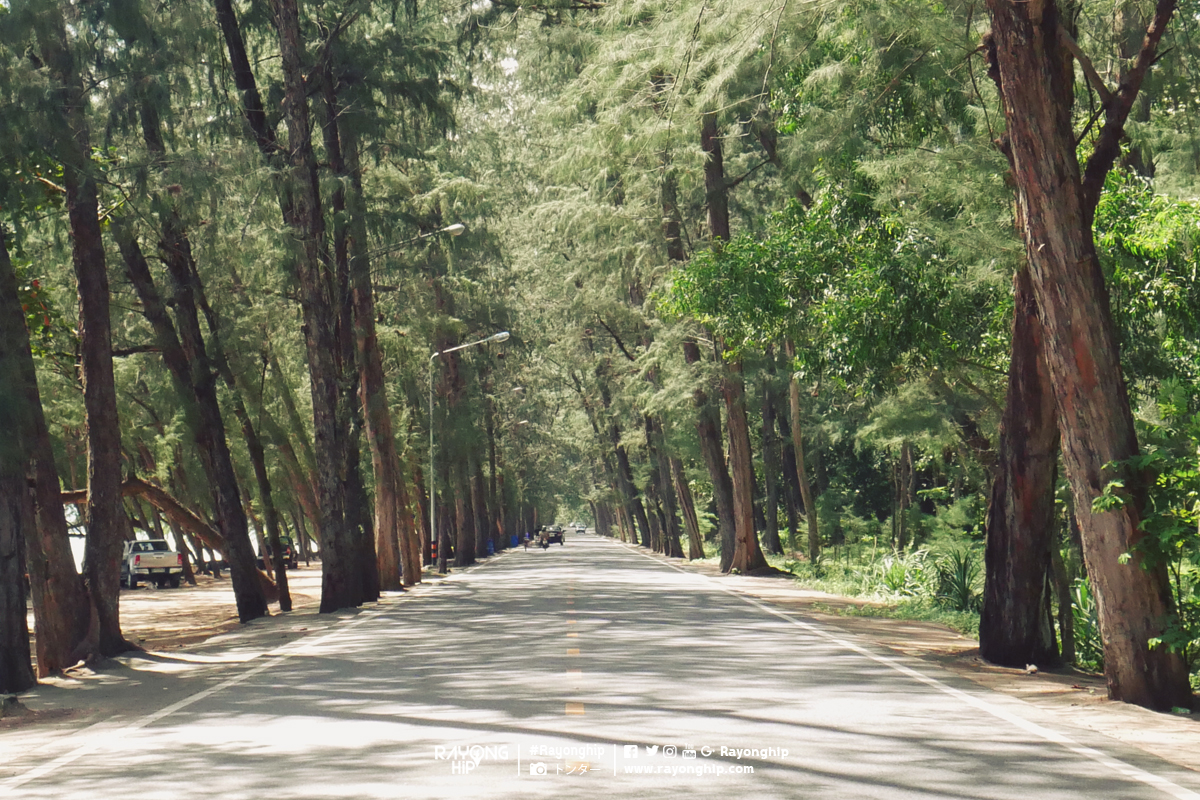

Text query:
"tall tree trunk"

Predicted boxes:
[[1, 230, 90, 675], [472, 460, 490, 557], [273, 0, 354, 613], [412, 459, 432, 567], [782, 341, 820, 562], [759, 373, 783, 556], [645, 416, 684, 557], [671, 456, 704, 559], [723, 357, 766, 573], [980, 266, 1060, 667], [683, 339, 736, 569], [985, 0, 1191, 708], [701, 113, 730, 241], [36, 5, 133, 655], [0, 467, 35, 693], [454, 463, 475, 567]]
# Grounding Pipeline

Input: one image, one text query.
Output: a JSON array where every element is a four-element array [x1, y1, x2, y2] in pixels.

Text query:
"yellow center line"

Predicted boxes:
[[567, 648, 580, 655], [567, 619, 577, 624], [566, 669, 582, 674], [566, 632, 579, 638], [565, 702, 585, 715]]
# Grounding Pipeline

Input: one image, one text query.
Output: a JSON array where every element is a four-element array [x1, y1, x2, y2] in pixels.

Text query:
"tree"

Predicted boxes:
[[984, 0, 1192, 708], [30, 0, 135, 656]]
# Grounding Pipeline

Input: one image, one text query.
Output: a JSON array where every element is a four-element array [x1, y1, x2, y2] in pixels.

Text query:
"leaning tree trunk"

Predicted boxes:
[[985, 0, 1191, 708], [980, 266, 1061, 667], [115, 224, 269, 621], [1, 230, 90, 675]]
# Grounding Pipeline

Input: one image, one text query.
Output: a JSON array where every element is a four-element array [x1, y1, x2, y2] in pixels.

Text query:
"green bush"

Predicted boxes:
[[933, 549, 982, 612]]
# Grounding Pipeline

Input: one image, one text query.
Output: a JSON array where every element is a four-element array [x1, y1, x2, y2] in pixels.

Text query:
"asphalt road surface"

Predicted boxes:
[[4, 533, 1200, 799]]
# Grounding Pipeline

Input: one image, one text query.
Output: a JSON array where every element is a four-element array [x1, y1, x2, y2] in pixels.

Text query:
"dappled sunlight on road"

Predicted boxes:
[[5, 535, 1200, 800]]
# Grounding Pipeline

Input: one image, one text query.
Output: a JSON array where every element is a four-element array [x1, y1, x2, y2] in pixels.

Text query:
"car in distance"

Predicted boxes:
[[121, 539, 184, 589], [546, 525, 565, 545], [258, 535, 299, 570]]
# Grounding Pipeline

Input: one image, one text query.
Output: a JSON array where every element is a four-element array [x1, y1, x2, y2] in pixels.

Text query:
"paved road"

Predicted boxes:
[[4, 533, 1200, 799]]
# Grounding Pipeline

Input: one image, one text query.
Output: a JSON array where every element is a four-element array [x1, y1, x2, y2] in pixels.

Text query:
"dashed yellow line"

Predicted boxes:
[[566, 632, 579, 638], [565, 702, 585, 715], [567, 648, 580, 656]]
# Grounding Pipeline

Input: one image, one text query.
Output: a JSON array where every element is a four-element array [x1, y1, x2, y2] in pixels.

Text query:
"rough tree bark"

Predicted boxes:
[[984, 0, 1191, 708], [683, 339, 736, 569], [272, 0, 356, 613], [0, 467, 36, 693], [35, 3, 134, 656], [723, 357, 767, 574], [980, 266, 1061, 667], [1, 230, 90, 675]]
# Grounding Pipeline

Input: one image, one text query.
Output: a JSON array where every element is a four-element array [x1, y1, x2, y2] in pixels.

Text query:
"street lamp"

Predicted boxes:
[[361, 222, 466, 265], [429, 331, 511, 573]]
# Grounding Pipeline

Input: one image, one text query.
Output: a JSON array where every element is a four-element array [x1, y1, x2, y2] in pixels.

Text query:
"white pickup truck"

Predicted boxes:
[[120, 539, 184, 589]]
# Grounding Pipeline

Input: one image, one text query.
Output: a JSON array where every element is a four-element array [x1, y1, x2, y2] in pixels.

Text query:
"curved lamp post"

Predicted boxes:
[[429, 331, 510, 572], [361, 222, 466, 265]]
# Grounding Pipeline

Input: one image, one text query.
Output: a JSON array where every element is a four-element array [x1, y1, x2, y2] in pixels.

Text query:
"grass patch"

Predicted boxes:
[[815, 599, 981, 638]]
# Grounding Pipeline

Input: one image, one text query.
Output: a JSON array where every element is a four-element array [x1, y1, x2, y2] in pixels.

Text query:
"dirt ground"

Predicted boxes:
[[14, 549, 1200, 775]]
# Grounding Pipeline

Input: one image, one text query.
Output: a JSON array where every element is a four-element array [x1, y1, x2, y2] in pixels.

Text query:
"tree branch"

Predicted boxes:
[[1081, 0, 1178, 214], [1058, 29, 1113, 107], [595, 316, 637, 362]]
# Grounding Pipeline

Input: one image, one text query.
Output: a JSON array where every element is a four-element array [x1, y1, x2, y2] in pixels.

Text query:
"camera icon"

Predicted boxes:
[[663, 746, 677, 758], [529, 762, 548, 776]]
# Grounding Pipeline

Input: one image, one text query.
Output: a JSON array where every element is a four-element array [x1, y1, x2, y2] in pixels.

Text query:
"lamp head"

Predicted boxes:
[[490, 331, 511, 343], [443, 223, 466, 236]]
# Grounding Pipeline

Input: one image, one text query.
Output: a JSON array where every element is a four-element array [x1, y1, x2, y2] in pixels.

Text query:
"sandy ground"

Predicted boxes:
[[11, 548, 1200, 776]]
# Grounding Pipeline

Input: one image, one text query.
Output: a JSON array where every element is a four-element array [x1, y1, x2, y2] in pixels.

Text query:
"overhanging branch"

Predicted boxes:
[[1081, 0, 1178, 213]]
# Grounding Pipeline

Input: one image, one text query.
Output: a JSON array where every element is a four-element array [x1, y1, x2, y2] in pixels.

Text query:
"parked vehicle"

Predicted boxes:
[[121, 539, 184, 589], [257, 536, 299, 570]]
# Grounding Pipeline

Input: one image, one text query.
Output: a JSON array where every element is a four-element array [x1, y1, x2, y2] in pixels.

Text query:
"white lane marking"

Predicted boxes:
[[2, 607, 383, 793], [617, 541, 1200, 800]]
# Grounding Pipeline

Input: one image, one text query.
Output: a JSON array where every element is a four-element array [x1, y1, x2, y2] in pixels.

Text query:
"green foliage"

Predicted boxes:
[[1071, 577, 1105, 673], [932, 549, 982, 613], [1094, 170, 1200, 390], [1093, 379, 1200, 673]]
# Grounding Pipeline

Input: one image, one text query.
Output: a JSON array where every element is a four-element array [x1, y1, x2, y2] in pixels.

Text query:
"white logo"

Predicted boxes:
[[663, 746, 677, 758], [682, 749, 697, 759], [623, 745, 639, 758], [528, 763, 548, 776], [645, 745, 659, 756]]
